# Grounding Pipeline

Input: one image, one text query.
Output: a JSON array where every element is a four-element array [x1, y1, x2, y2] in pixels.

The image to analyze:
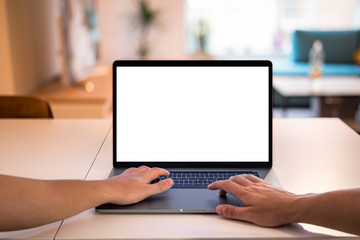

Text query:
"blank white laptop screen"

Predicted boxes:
[[116, 66, 269, 162]]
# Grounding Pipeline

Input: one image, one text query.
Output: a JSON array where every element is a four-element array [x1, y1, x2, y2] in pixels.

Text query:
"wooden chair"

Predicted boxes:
[[0, 96, 54, 118]]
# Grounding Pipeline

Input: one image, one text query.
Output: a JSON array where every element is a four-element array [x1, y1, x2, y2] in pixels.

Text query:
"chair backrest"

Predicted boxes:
[[0, 96, 54, 118]]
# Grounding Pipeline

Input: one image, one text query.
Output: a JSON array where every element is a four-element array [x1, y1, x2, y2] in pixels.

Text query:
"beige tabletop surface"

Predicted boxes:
[[0, 119, 112, 239], [56, 118, 360, 239]]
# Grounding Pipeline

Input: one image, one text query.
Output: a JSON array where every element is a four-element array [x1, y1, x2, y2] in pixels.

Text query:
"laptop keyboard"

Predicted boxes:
[[153, 171, 260, 188]]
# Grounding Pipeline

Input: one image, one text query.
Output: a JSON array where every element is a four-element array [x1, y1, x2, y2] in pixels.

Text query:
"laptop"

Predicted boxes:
[[96, 60, 272, 213]]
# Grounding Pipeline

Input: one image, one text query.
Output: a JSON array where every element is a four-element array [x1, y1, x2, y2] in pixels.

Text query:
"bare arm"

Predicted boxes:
[[0, 166, 173, 231], [208, 175, 360, 235]]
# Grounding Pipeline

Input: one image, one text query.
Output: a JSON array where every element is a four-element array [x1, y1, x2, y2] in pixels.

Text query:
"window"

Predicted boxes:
[[186, 0, 360, 56]]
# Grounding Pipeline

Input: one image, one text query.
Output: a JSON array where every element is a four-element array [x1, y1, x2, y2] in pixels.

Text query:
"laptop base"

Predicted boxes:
[[95, 167, 270, 214]]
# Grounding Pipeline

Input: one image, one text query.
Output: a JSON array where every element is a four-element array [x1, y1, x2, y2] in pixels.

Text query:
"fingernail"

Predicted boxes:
[[221, 206, 226, 215], [217, 206, 225, 215], [165, 179, 173, 186]]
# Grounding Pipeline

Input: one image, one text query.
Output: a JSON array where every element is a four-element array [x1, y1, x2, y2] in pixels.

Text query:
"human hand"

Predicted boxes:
[[103, 166, 173, 205], [208, 174, 302, 227]]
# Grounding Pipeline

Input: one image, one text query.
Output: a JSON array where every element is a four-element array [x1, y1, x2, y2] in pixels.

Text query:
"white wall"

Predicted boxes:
[[149, 0, 186, 59], [0, 0, 186, 94], [98, 0, 186, 65]]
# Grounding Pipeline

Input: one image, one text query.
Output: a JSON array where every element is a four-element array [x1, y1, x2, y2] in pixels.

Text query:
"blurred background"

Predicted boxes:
[[1, 0, 360, 132]]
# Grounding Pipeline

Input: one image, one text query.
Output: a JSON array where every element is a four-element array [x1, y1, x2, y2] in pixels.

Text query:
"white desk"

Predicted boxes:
[[1, 119, 360, 239], [0, 119, 112, 239], [57, 118, 360, 239], [273, 76, 360, 131], [32, 70, 113, 119]]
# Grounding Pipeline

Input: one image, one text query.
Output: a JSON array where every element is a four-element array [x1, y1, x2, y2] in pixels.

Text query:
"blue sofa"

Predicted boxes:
[[273, 30, 360, 107], [274, 30, 360, 75]]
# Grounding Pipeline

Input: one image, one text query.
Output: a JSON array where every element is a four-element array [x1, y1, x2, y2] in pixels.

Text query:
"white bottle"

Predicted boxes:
[[309, 40, 325, 79]]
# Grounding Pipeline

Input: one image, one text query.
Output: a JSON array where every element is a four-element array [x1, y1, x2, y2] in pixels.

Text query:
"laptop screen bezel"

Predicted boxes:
[[113, 60, 272, 168]]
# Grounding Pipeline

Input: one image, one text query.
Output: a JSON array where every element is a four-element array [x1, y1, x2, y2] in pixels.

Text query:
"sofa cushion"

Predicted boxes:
[[293, 30, 360, 64], [272, 57, 360, 75]]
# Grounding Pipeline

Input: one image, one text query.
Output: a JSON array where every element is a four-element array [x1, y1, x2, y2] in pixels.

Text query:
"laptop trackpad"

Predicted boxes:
[[148, 189, 240, 213]]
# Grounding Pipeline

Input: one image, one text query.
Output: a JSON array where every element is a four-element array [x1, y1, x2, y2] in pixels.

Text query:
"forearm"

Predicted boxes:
[[0, 175, 109, 231], [0, 167, 172, 232], [294, 189, 360, 235]]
